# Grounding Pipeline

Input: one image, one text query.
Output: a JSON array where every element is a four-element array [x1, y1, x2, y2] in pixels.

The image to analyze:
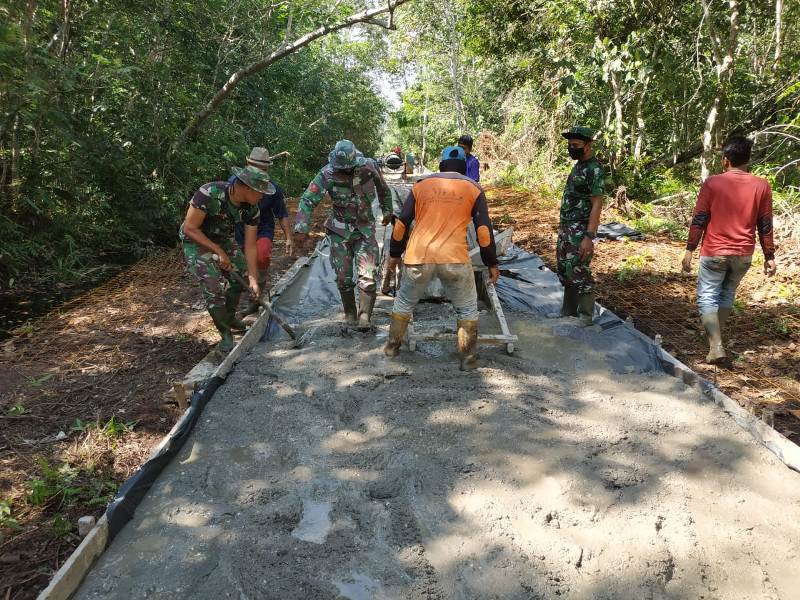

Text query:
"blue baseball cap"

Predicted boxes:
[[440, 146, 466, 162]]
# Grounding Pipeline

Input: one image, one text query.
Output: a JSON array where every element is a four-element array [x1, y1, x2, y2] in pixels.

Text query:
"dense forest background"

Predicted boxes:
[[2, 0, 799, 290], [386, 0, 800, 218]]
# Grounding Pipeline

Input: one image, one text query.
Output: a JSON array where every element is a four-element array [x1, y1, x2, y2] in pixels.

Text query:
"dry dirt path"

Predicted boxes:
[[73, 295, 800, 599]]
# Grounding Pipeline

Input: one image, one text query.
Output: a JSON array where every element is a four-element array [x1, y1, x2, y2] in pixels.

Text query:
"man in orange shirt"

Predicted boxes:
[[682, 136, 777, 364], [383, 146, 500, 370]]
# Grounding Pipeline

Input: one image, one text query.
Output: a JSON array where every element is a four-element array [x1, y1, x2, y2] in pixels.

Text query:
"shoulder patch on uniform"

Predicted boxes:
[[309, 182, 320, 194]]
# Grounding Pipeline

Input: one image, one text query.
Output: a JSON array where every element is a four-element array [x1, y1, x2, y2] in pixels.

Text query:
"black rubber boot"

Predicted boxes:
[[208, 306, 234, 353], [560, 286, 579, 317], [576, 292, 595, 327], [357, 289, 377, 329], [340, 288, 358, 324], [457, 319, 479, 371], [383, 313, 410, 357], [225, 290, 247, 332]]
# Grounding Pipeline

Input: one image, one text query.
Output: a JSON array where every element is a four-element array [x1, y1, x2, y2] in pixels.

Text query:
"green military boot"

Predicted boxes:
[[225, 290, 247, 333], [208, 306, 235, 353], [457, 319, 479, 371], [383, 313, 411, 357], [701, 312, 727, 364], [357, 289, 377, 329], [576, 292, 595, 327], [560, 286, 578, 317], [340, 288, 358, 324]]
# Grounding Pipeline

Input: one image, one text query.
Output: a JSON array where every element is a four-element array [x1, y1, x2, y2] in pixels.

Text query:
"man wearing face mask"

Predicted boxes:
[[558, 126, 605, 326], [294, 139, 392, 328]]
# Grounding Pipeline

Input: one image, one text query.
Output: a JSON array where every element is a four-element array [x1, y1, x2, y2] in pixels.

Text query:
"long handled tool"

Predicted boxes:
[[212, 255, 297, 340]]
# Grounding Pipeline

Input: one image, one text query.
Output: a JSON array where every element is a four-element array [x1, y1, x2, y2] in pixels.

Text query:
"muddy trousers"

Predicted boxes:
[[556, 222, 594, 294], [329, 232, 379, 293], [183, 243, 247, 309], [696, 255, 752, 315], [392, 263, 479, 321]]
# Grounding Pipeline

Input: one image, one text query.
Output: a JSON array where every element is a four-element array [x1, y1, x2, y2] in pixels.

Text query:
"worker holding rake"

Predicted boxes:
[[180, 165, 273, 353]]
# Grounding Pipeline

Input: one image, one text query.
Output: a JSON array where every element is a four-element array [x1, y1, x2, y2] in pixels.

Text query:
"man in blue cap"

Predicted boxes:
[[558, 126, 605, 326], [383, 145, 499, 370]]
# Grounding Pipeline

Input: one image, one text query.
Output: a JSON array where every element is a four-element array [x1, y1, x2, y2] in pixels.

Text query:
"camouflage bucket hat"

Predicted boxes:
[[562, 126, 596, 142], [328, 139, 366, 170], [231, 165, 276, 194]]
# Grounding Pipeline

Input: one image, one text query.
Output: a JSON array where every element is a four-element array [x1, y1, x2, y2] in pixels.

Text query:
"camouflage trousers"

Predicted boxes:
[[556, 222, 594, 294], [329, 232, 378, 292], [183, 242, 247, 309]]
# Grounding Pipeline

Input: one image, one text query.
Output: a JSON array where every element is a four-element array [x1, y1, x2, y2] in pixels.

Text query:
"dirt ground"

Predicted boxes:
[[72, 296, 800, 599], [487, 186, 800, 444], [0, 199, 327, 600]]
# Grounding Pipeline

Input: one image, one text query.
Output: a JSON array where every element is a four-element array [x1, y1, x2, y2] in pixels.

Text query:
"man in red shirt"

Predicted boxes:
[[682, 136, 777, 364]]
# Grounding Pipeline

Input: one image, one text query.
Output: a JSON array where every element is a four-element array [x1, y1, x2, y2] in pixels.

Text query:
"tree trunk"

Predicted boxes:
[[609, 69, 624, 171], [174, 0, 410, 148], [23, 0, 37, 46], [700, 92, 721, 181], [443, 0, 467, 132], [699, 0, 739, 181], [421, 84, 429, 166], [60, 0, 70, 58], [774, 0, 783, 66]]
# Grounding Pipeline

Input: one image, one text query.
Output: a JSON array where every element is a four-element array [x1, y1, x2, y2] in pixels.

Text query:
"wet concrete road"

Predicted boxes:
[[73, 300, 800, 600]]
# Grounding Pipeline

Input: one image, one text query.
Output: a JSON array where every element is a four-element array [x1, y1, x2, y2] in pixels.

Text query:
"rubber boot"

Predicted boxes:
[[357, 289, 377, 329], [701, 312, 727, 364], [457, 319, 479, 371], [208, 306, 234, 353], [718, 306, 732, 330], [383, 313, 411, 357], [340, 288, 358, 324], [560, 286, 578, 317], [576, 292, 595, 327], [225, 290, 247, 333]]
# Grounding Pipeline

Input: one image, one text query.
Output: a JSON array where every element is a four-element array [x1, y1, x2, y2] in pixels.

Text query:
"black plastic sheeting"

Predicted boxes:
[[105, 375, 225, 541], [597, 221, 644, 240], [495, 244, 663, 375]]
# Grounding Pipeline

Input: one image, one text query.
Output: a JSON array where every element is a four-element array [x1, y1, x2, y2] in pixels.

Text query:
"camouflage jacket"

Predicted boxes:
[[295, 162, 391, 238], [560, 156, 604, 224], [179, 181, 260, 251]]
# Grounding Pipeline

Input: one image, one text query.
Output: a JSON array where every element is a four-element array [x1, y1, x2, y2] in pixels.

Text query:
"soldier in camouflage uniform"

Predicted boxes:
[[558, 126, 605, 326], [293, 140, 392, 327], [180, 165, 275, 352]]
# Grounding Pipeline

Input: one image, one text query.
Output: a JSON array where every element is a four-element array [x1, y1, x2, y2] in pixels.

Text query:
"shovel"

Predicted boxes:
[[212, 255, 297, 340]]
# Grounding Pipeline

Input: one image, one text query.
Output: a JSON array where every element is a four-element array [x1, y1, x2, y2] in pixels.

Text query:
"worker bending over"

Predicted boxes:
[[180, 165, 272, 353], [383, 146, 500, 370]]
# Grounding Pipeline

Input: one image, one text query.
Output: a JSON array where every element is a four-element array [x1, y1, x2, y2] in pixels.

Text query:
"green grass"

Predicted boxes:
[[617, 253, 651, 282]]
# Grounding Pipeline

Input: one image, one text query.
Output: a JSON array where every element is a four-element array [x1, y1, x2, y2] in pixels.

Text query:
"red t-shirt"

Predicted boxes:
[[686, 170, 775, 259]]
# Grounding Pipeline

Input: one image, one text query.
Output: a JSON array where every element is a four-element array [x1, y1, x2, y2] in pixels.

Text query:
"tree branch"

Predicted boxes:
[[173, 0, 411, 149]]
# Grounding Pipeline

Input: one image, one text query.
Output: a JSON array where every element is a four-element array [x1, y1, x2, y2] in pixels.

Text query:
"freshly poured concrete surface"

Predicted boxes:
[[74, 302, 800, 599]]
